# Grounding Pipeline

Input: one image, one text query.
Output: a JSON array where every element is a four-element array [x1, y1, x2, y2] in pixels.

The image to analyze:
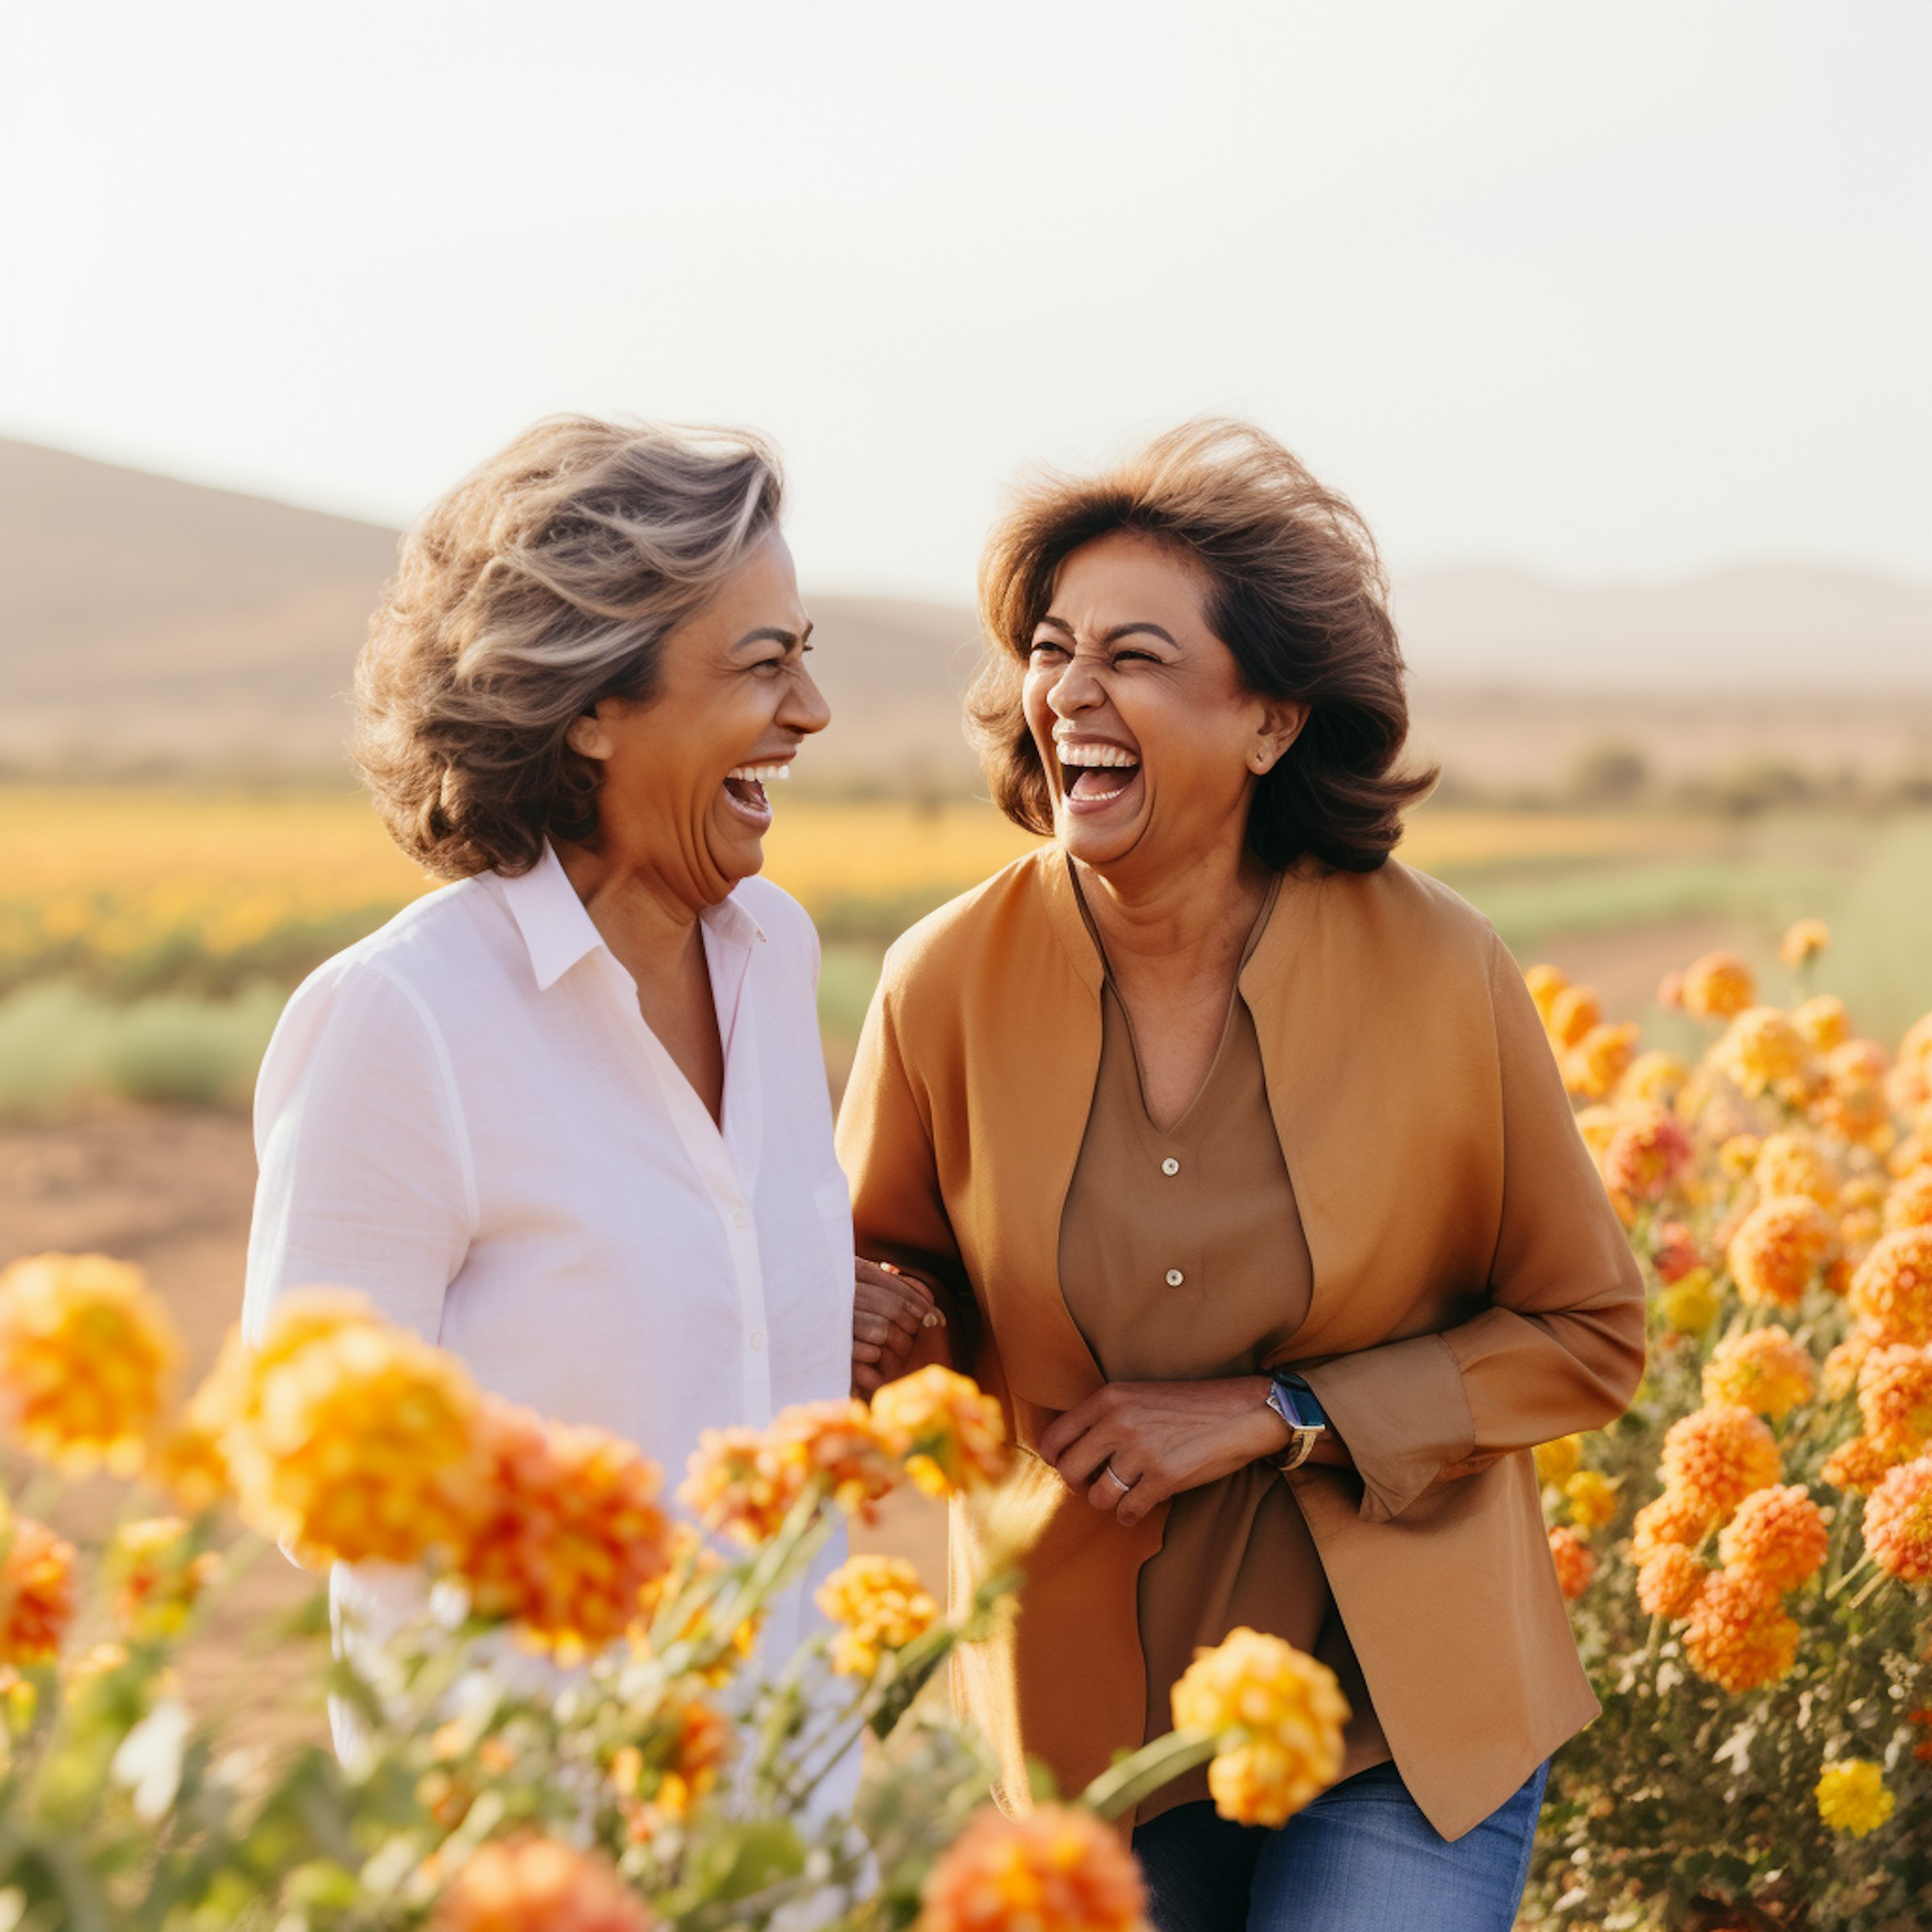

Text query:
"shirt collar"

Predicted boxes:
[[493, 842, 766, 993]]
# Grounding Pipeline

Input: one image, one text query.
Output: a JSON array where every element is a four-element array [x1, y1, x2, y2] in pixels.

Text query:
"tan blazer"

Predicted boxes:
[[835, 848, 1645, 1842]]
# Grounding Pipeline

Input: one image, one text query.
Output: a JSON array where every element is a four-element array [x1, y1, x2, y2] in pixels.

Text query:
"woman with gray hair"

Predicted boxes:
[[243, 415, 934, 1759]]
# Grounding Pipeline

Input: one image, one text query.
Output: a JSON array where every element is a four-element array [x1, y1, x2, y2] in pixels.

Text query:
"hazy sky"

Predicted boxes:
[[2, 1, 1927, 602]]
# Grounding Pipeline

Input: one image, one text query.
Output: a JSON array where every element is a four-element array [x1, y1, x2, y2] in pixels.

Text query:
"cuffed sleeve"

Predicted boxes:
[[1300, 929, 1646, 1522]]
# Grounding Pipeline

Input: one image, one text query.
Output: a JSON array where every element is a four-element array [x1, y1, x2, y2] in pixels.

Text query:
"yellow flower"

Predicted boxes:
[[916, 1805, 1146, 1932], [1547, 1525, 1596, 1600], [1565, 1023, 1640, 1100], [1752, 1133, 1839, 1208], [1682, 1570, 1799, 1691], [216, 1291, 488, 1568], [1718, 1008, 1810, 1100], [1780, 919, 1831, 968], [1717, 1134, 1764, 1181], [108, 1517, 221, 1641], [1848, 1228, 1932, 1346], [1683, 952, 1757, 1021], [1636, 1545, 1709, 1619], [1863, 1455, 1932, 1585], [1816, 1039, 1893, 1144], [1660, 1270, 1720, 1335], [1717, 1484, 1828, 1591], [1546, 985, 1602, 1050], [1600, 1107, 1695, 1202], [1523, 964, 1568, 1025], [1885, 1168, 1932, 1233], [1823, 1334, 1872, 1398], [815, 1553, 938, 1679], [683, 1399, 899, 1545], [1814, 1759, 1894, 1838], [431, 1834, 654, 1932], [1660, 1406, 1780, 1523], [1575, 1108, 1620, 1158], [1564, 1470, 1619, 1533], [0, 1253, 179, 1473], [1728, 1195, 1833, 1309], [870, 1367, 1011, 1500], [1631, 1490, 1719, 1565], [0, 1508, 76, 1666], [1620, 1051, 1690, 1107], [1792, 995, 1851, 1051], [1701, 1325, 1814, 1421], [144, 1416, 230, 1515], [457, 1399, 674, 1662], [1534, 1435, 1583, 1487]]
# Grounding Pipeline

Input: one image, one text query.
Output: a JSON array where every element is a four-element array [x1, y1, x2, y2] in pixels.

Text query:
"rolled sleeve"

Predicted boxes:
[[1298, 1332, 1475, 1524]]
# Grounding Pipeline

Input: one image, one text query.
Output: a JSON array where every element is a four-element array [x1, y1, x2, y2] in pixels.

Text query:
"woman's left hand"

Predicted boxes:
[[1036, 1376, 1350, 1525]]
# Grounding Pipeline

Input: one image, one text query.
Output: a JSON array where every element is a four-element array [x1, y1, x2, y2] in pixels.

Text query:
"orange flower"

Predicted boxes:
[[1701, 1326, 1815, 1421], [1651, 1222, 1704, 1286], [870, 1366, 1011, 1499], [1601, 1108, 1695, 1202], [1548, 1525, 1596, 1600], [1631, 1490, 1719, 1564], [1822, 1435, 1905, 1496], [1718, 1484, 1828, 1591], [610, 1696, 735, 1827], [1718, 1134, 1764, 1180], [457, 1399, 675, 1661], [1728, 1195, 1833, 1309], [108, 1517, 221, 1641], [679, 1426, 794, 1545], [684, 1398, 899, 1544], [1636, 1545, 1709, 1619], [1823, 1334, 1872, 1398], [1780, 919, 1831, 968], [1718, 1008, 1810, 1100], [144, 1416, 229, 1514], [1863, 1457, 1932, 1585], [1816, 1040, 1893, 1144], [1660, 1406, 1780, 1522], [1848, 1228, 1932, 1346], [1856, 1344, 1932, 1458], [431, 1835, 653, 1932], [1752, 1133, 1839, 1208], [917, 1805, 1146, 1932], [815, 1554, 939, 1678], [1682, 1570, 1799, 1691], [1546, 985, 1602, 1050], [1524, 964, 1568, 1025], [1566, 1023, 1640, 1101], [1886, 1169, 1932, 1233], [0, 1253, 179, 1473], [1793, 994, 1852, 1051], [1620, 1051, 1690, 1107], [0, 1509, 76, 1666], [1683, 952, 1757, 1021]]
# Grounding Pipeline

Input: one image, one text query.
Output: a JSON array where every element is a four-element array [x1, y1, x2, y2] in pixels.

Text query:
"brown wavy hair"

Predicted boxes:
[[968, 419, 1434, 873], [354, 415, 783, 879]]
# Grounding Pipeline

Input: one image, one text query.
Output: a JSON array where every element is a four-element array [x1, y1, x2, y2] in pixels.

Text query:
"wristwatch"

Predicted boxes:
[[1264, 1371, 1328, 1472]]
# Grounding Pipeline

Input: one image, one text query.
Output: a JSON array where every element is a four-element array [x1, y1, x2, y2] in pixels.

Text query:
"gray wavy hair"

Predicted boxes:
[[354, 414, 784, 879]]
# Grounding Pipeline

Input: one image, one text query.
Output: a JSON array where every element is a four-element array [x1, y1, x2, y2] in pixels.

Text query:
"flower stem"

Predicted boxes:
[[1081, 1729, 1217, 1823]]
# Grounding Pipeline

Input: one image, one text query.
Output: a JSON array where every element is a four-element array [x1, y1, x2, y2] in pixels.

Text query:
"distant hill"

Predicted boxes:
[[2, 438, 1927, 788]]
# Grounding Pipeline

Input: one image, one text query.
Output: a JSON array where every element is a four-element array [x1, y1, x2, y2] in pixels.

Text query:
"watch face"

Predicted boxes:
[[1274, 1378, 1325, 1430]]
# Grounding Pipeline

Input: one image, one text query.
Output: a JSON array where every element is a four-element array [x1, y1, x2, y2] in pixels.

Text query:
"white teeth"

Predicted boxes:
[[1055, 743, 1139, 769], [725, 763, 792, 783]]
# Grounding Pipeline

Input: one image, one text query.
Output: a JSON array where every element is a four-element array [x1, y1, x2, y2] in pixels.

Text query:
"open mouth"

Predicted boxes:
[[722, 759, 791, 826], [1056, 741, 1141, 812]]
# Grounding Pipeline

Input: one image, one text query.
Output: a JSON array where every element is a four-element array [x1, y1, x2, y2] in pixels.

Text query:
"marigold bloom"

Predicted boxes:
[[1822, 1435, 1902, 1495], [1814, 1759, 1894, 1838], [457, 1399, 674, 1660], [1717, 1134, 1763, 1181], [1792, 995, 1851, 1051], [1575, 1108, 1620, 1158], [1659, 1270, 1720, 1335], [1863, 1456, 1932, 1584], [431, 1834, 653, 1932], [680, 1425, 793, 1545], [1523, 964, 1567, 1024], [1701, 1326, 1814, 1421], [611, 1696, 734, 1827], [1752, 1133, 1838, 1208], [1717, 1484, 1828, 1591], [1636, 1545, 1709, 1620], [1631, 1490, 1719, 1564], [684, 1398, 898, 1542], [1170, 1626, 1349, 1827], [0, 1512, 76, 1666], [1547, 1526, 1596, 1600], [1816, 1039, 1893, 1145], [1546, 985, 1602, 1050], [1847, 1228, 1932, 1346], [1822, 1334, 1872, 1399], [1601, 1108, 1695, 1203], [219, 1292, 488, 1568], [144, 1416, 229, 1514], [1718, 1008, 1810, 1100], [1728, 1195, 1833, 1310], [815, 1553, 939, 1678], [917, 1805, 1146, 1932], [1683, 952, 1757, 1022], [0, 1253, 179, 1472], [1650, 1224, 1703, 1286], [108, 1517, 221, 1641], [1856, 1344, 1932, 1458], [1564, 1471, 1619, 1533], [1780, 919, 1831, 968], [1620, 1051, 1690, 1108], [1534, 1435, 1583, 1488], [1682, 1570, 1799, 1691], [1660, 1406, 1780, 1522], [1566, 1023, 1641, 1101], [870, 1366, 1010, 1499], [1885, 1168, 1932, 1234]]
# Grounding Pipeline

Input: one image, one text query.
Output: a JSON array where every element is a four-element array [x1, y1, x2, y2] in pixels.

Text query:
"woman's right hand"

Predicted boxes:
[[852, 1257, 944, 1397]]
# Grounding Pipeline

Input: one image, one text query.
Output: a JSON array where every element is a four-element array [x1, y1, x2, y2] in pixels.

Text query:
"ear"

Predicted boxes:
[[1249, 698, 1309, 774], [567, 704, 616, 762]]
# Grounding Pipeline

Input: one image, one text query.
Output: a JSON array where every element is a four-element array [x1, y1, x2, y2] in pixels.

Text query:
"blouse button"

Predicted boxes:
[[1165, 1268, 1185, 1288], [1161, 1157, 1180, 1176]]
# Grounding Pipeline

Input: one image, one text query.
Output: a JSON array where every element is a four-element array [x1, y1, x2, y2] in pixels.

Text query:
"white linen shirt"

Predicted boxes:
[[244, 841, 858, 1697]]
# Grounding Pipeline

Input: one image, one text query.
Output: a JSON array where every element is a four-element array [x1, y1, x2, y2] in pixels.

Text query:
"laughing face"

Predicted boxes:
[[564, 529, 828, 904], [1022, 530, 1305, 884]]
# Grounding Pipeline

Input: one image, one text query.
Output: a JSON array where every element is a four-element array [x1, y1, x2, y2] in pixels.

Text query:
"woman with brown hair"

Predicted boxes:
[[836, 420, 1645, 1930]]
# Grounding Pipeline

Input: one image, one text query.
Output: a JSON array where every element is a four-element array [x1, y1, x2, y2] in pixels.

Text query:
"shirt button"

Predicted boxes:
[[1161, 1157, 1180, 1176], [748, 1327, 766, 1351], [733, 1209, 751, 1229], [1165, 1268, 1185, 1288]]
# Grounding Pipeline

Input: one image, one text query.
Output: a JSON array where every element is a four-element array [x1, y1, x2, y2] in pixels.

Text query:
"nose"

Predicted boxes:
[[780, 658, 832, 737], [1047, 650, 1105, 719]]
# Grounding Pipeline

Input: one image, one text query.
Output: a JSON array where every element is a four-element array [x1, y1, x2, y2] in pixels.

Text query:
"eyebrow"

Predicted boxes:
[[1034, 615, 1179, 647], [732, 621, 814, 651]]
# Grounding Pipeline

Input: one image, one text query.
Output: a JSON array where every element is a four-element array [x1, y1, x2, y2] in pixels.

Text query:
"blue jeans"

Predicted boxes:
[[1132, 1758, 1550, 1932]]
